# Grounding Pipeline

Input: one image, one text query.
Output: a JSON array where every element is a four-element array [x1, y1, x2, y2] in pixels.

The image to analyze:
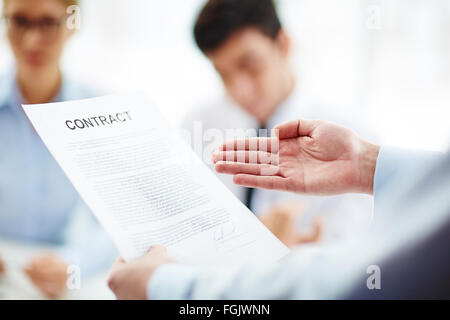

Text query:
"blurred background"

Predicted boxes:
[[0, 0, 449, 300], [1, 0, 449, 151]]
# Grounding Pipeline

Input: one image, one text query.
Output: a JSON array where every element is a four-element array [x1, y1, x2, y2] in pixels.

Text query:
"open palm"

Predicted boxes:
[[214, 120, 378, 195]]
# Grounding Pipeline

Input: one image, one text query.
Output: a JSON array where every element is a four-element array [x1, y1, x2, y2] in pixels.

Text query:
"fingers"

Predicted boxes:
[[275, 119, 320, 139], [218, 120, 319, 152], [215, 162, 279, 176], [32, 278, 66, 299], [213, 151, 279, 165], [219, 137, 279, 153], [269, 201, 304, 218], [233, 174, 287, 191], [295, 218, 324, 245], [311, 217, 324, 241], [24, 255, 68, 279], [26, 269, 67, 299]]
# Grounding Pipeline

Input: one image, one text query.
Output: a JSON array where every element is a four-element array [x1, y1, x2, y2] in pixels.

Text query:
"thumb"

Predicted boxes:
[[275, 119, 319, 140], [147, 244, 167, 255]]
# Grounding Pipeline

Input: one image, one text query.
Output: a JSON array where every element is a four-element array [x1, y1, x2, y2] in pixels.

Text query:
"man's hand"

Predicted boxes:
[[259, 202, 323, 247], [108, 245, 174, 300], [214, 119, 380, 195], [24, 253, 68, 299]]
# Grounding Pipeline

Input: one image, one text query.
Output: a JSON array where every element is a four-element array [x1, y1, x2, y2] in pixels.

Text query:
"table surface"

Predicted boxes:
[[0, 238, 114, 300]]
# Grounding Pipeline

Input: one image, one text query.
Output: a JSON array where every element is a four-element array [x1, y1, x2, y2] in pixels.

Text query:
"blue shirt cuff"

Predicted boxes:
[[373, 146, 444, 216], [373, 146, 405, 199], [147, 264, 200, 300]]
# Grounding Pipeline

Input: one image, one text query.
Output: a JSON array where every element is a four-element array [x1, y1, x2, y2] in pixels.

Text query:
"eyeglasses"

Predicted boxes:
[[3, 15, 68, 40]]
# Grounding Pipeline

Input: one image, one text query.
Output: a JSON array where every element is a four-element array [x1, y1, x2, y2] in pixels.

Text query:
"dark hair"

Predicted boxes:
[[194, 0, 282, 54]]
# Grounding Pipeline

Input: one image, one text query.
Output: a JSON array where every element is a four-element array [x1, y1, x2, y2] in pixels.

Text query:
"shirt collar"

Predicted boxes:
[[0, 68, 77, 110]]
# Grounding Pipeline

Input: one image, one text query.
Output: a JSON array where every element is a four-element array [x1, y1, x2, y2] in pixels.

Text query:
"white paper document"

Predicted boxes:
[[22, 94, 289, 266]]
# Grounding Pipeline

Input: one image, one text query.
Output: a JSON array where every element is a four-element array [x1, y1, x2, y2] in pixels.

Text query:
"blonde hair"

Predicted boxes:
[[3, 0, 80, 11]]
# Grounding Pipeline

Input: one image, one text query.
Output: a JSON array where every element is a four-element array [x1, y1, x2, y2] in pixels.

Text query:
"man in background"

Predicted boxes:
[[183, 0, 374, 245]]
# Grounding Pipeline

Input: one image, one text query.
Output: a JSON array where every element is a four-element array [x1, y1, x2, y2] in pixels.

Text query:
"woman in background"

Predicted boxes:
[[0, 0, 116, 298]]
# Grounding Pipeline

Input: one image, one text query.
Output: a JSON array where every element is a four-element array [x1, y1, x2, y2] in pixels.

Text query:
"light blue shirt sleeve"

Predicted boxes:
[[373, 146, 444, 216], [146, 246, 370, 300]]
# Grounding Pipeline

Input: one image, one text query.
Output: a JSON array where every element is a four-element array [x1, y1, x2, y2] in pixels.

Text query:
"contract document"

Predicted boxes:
[[22, 94, 289, 266]]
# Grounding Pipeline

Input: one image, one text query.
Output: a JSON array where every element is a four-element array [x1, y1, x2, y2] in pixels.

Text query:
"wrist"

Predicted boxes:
[[358, 139, 380, 195]]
